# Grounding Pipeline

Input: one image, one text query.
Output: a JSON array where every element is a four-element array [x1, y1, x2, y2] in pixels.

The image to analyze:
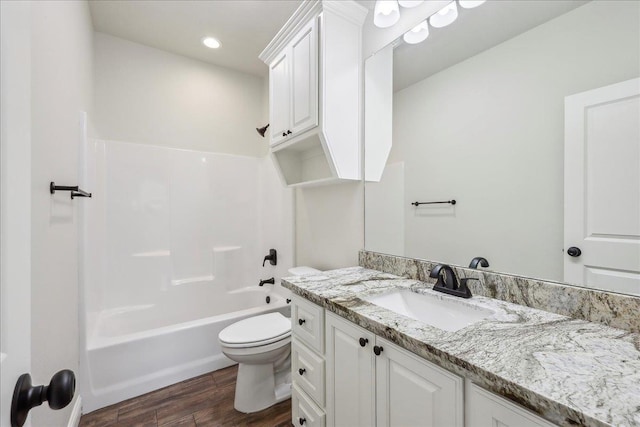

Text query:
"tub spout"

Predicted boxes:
[[259, 277, 275, 286]]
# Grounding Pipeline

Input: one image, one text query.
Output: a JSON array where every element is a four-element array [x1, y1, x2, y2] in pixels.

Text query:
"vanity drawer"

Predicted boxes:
[[292, 337, 325, 406], [293, 384, 325, 427], [292, 296, 325, 353]]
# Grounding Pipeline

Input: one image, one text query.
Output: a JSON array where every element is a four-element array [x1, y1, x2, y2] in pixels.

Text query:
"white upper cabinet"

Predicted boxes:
[[269, 50, 291, 146], [260, 1, 368, 187], [290, 19, 319, 138], [269, 19, 318, 145]]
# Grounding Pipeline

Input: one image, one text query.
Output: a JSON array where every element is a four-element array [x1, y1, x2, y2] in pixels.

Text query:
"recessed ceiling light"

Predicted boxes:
[[201, 37, 221, 49]]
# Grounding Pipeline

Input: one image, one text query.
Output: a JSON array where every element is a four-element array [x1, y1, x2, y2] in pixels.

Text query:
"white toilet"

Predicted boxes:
[[218, 266, 320, 413]]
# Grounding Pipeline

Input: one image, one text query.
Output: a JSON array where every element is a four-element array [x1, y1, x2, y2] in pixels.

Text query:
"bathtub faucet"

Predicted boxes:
[[259, 277, 275, 286]]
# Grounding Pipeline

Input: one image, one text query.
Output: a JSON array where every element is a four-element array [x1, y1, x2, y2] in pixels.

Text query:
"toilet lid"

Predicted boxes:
[[219, 312, 291, 346]]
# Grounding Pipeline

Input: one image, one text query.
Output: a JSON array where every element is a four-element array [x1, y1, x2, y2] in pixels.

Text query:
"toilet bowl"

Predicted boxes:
[[219, 312, 292, 413], [218, 266, 320, 413]]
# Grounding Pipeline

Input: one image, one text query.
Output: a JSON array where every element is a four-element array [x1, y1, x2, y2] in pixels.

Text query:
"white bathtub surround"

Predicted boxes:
[[80, 140, 294, 412]]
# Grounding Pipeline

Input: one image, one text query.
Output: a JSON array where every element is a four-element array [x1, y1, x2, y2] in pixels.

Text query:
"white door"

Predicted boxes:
[[325, 313, 375, 427], [565, 78, 640, 295], [289, 18, 318, 137], [269, 50, 290, 146], [0, 2, 32, 426], [375, 337, 463, 427]]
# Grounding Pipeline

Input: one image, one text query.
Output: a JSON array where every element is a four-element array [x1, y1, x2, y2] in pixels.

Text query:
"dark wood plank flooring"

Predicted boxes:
[[79, 365, 292, 427]]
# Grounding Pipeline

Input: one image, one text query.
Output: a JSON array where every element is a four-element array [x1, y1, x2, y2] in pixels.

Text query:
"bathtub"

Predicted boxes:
[[82, 286, 290, 412]]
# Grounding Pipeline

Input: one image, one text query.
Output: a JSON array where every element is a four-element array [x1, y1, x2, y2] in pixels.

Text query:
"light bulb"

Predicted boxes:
[[429, 2, 458, 28], [398, 0, 424, 8], [374, 0, 400, 28], [458, 0, 486, 9], [403, 20, 429, 44]]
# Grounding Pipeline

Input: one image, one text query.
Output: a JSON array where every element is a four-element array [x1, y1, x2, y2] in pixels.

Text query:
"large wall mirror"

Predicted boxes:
[[364, 0, 640, 296]]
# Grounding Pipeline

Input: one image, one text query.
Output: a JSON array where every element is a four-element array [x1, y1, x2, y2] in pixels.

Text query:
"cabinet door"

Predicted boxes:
[[325, 313, 375, 427], [289, 17, 318, 137], [269, 49, 290, 146], [375, 337, 463, 427], [466, 382, 557, 427]]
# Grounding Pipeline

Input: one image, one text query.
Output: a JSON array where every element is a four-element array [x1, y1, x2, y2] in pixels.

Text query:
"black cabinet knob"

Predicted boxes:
[[298, 368, 306, 375], [282, 132, 287, 137], [373, 345, 384, 356], [567, 247, 582, 257], [299, 417, 306, 425], [359, 338, 369, 347], [298, 318, 306, 326], [287, 130, 292, 134]]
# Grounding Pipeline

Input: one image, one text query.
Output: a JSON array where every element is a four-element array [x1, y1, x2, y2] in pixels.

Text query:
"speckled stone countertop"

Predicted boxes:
[[281, 267, 640, 427]]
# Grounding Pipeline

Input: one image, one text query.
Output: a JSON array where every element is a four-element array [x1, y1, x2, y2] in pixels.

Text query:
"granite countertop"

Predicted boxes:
[[281, 267, 640, 427]]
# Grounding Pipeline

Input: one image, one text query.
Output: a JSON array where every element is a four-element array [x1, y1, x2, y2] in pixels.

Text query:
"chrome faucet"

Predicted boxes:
[[429, 264, 474, 299]]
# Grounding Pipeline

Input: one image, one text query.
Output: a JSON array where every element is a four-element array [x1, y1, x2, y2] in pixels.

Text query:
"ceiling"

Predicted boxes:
[[393, 0, 589, 91], [89, 0, 301, 77]]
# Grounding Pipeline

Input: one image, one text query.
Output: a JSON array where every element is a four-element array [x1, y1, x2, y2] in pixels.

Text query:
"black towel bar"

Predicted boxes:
[[411, 199, 456, 206]]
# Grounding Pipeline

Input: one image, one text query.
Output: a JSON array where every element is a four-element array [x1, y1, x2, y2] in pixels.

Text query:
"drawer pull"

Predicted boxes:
[[373, 345, 384, 356], [359, 338, 369, 347], [298, 318, 306, 325], [299, 417, 306, 425], [298, 368, 306, 375], [282, 132, 287, 137]]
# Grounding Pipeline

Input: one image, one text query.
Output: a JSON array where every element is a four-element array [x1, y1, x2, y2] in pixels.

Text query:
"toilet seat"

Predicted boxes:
[[219, 312, 291, 348]]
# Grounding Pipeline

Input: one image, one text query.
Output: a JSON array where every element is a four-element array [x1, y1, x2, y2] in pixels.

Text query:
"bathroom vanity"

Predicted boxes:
[[283, 267, 640, 427]]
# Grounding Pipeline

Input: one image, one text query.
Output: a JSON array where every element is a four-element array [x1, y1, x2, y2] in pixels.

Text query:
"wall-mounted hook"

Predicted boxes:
[[50, 182, 92, 200]]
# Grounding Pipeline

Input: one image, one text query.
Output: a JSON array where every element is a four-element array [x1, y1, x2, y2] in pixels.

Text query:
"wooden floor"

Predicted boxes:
[[79, 365, 292, 427]]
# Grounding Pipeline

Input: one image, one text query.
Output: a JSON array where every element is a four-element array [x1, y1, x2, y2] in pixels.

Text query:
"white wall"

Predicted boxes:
[[295, 182, 364, 270], [30, 1, 94, 425], [375, 1, 639, 281], [94, 32, 268, 157]]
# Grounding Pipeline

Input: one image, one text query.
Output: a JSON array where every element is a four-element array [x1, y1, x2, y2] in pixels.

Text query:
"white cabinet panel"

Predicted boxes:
[[466, 382, 557, 427], [325, 313, 375, 427], [290, 18, 318, 136], [293, 384, 326, 427], [292, 338, 325, 406], [375, 337, 463, 427], [292, 296, 325, 353], [269, 51, 290, 146]]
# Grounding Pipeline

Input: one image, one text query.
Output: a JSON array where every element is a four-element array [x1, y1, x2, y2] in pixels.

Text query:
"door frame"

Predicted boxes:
[[0, 1, 33, 426]]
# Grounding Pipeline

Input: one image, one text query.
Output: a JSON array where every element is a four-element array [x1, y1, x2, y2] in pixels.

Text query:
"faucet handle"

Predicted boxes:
[[262, 249, 277, 267]]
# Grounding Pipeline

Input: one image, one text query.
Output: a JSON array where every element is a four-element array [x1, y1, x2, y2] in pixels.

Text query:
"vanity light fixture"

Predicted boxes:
[[201, 37, 221, 49], [398, 0, 424, 8], [458, 0, 486, 9], [374, 0, 401, 28], [403, 20, 429, 44], [429, 1, 458, 28]]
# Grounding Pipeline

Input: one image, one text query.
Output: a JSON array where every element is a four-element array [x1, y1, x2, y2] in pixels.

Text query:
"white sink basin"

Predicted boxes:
[[363, 289, 494, 332]]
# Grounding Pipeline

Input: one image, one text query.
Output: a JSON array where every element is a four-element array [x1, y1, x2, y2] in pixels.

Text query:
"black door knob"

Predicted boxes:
[[298, 368, 306, 375], [287, 130, 292, 134], [373, 345, 384, 356], [298, 318, 306, 325], [299, 417, 306, 425], [567, 247, 582, 257], [359, 338, 368, 347], [11, 370, 76, 427]]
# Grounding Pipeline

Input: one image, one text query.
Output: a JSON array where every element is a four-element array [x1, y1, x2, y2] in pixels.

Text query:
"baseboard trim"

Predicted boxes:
[[67, 396, 82, 427]]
